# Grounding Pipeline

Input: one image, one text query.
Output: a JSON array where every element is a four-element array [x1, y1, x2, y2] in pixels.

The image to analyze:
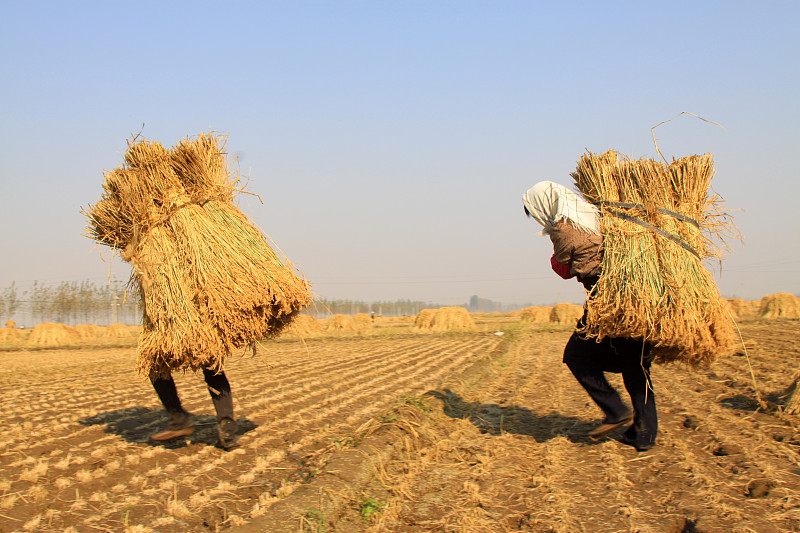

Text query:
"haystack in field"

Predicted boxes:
[[5, 320, 15, 329], [105, 323, 133, 338], [550, 303, 584, 325], [415, 307, 475, 332], [281, 314, 325, 338], [84, 133, 312, 377], [413, 309, 438, 331], [27, 323, 80, 347], [0, 328, 26, 344], [353, 313, 374, 329], [759, 293, 800, 319], [723, 298, 757, 320], [520, 306, 552, 324], [571, 150, 737, 365], [327, 314, 358, 331], [74, 324, 103, 339]]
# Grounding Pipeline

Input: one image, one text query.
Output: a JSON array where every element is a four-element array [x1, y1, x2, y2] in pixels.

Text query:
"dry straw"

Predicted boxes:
[[414, 307, 475, 332], [571, 150, 738, 365], [27, 323, 81, 347], [84, 133, 311, 377], [520, 306, 551, 324], [549, 303, 584, 326], [759, 293, 800, 319]]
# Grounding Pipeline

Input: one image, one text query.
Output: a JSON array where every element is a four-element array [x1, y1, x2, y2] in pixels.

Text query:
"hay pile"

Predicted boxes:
[[414, 307, 475, 332], [281, 314, 325, 338], [353, 313, 374, 329], [84, 133, 312, 376], [759, 293, 800, 319], [571, 150, 737, 365], [105, 323, 133, 338], [5, 320, 15, 329], [325, 314, 373, 333], [27, 323, 81, 347], [74, 324, 104, 339], [520, 306, 552, 324], [0, 328, 26, 344], [724, 298, 761, 320], [549, 303, 584, 325], [413, 309, 438, 330]]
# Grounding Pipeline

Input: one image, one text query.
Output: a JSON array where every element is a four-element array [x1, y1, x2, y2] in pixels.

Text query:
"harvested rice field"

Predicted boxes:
[[2, 317, 800, 532]]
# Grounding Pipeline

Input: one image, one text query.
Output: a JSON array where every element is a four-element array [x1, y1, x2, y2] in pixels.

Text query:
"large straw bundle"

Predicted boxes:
[[549, 303, 584, 325], [353, 313, 374, 329], [759, 293, 800, 319], [571, 150, 737, 366], [84, 134, 312, 377], [5, 320, 16, 329]]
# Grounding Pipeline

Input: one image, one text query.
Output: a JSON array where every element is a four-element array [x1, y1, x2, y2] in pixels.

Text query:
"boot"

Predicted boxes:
[[150, 375, 194, 441], [204, 370, 239, 450], [151, 410, 194, 441]]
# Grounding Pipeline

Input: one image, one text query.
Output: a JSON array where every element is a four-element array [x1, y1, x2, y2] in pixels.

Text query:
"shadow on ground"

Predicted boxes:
[[425, 388, 604, 445], [79, 407, 257, 449]]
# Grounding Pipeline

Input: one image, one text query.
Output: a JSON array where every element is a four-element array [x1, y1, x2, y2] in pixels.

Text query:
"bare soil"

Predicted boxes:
[[2, 319, 799, 532]]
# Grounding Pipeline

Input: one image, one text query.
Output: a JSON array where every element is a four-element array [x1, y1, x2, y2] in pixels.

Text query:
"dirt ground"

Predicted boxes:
[[2, 319, 799, 532]]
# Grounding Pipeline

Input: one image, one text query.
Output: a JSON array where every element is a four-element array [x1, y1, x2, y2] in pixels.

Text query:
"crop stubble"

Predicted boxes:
[[2, 321, 800, 532]]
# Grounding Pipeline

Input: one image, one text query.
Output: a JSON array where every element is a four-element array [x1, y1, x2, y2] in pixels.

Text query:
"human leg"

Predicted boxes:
[[150, 373, 194, 440], [203, 369, 239, 449], [621, 356, 657, 451], [563, 332, 632, 436]]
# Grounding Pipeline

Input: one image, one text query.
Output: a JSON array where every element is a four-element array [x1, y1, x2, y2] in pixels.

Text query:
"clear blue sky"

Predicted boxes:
[[1, 1, 798, 306]]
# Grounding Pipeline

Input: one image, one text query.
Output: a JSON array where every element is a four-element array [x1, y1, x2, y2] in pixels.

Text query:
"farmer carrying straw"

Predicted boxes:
[[85, 133, 312, 451], [523, 181, 657, 451]]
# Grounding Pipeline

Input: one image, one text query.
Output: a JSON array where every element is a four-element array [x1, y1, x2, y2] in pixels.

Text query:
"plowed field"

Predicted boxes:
[[2, 320, 800, 532]]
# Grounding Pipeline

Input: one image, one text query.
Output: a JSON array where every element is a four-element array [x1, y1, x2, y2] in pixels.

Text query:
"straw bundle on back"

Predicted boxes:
[[84, 134, 312, 377], [759, 293, 800, 319], [5, 320, 16, 329], [571, 150, 737, 366]]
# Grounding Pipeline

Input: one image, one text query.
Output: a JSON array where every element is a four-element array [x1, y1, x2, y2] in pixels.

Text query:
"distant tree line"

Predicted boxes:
[[0, 281, 141, 327], [0, 281, 526, 326]]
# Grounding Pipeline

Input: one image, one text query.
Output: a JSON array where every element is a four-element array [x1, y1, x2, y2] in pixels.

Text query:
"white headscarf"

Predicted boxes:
[[522, 181, 600, 236]]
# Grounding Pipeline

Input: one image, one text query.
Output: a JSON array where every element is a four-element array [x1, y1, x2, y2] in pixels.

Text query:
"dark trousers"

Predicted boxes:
[[563, 331, 657, 447], [151, 369, 234, 421]]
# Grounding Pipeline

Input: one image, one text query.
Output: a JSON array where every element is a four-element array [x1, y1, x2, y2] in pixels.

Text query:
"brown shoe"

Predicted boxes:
[[151, 411, 194, 441], [588, 412, 634, 440]]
